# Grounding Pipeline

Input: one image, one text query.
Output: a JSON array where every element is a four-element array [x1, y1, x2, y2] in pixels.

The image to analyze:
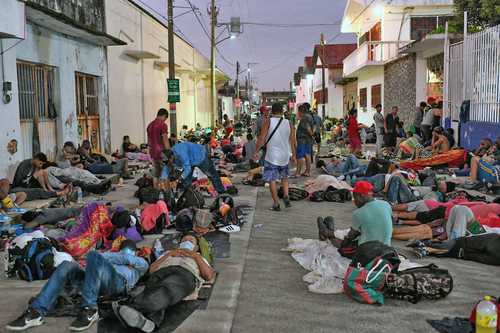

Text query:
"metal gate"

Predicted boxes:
[[444, 24, 500, 123], [17, 61, 58, 161]]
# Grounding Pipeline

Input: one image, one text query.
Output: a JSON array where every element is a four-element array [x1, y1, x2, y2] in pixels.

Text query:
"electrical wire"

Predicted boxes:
[[0, 39, 23, 56]]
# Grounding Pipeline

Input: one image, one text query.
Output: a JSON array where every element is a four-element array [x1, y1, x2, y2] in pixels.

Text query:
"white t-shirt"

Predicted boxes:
[[265, 117, 291, 166]]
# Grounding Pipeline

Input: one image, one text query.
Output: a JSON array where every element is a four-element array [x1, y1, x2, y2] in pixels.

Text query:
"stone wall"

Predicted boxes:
[[384, 54, 416, 128]]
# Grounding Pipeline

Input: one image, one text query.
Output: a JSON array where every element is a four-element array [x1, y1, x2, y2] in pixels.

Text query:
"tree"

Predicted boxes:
[[452, 0, 500, 31]]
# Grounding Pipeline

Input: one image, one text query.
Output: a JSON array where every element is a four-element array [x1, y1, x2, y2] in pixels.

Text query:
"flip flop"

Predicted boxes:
[[219, 225, 241, 233]]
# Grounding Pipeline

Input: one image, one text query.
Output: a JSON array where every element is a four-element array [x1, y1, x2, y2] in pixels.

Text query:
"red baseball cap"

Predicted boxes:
[[260, 106, 268, 113], [352, 181, 374, 195]]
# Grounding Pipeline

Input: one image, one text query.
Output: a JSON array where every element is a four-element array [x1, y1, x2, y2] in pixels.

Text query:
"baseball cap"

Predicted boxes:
[[352, 181, 374, 195]]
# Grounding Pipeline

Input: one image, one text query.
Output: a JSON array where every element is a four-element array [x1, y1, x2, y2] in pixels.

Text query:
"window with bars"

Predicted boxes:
[[17, 61, 56, 120], [359, 88, 367, 108], [75, 72, 99, 116]]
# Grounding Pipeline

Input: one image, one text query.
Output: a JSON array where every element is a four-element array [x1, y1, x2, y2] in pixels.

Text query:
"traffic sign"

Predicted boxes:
[[167, 79, 180, 103]]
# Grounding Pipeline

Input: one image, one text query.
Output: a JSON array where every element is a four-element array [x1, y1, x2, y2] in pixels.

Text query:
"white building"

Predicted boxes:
[[341, 0, 454, 126], [106, 0, 229, 150], [0, 0, 124, 179]]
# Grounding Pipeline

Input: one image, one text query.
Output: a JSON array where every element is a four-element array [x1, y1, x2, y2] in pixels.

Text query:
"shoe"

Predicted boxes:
[[269, 205, 281, 212], [118, 305, 155, 333], [69, 307, 99, 331], [283, 197, 291, 208], [323, 216, 335, 232], [317, 217, 326, 240], [6, 308, 44, 331]]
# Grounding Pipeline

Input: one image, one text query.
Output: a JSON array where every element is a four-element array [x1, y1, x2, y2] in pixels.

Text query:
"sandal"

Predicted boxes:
[[283, 197, 291, 208]]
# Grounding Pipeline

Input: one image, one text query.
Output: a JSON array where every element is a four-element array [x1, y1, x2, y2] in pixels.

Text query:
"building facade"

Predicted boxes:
[[341, 0, 454, 126], [0, 0, 124, 179]]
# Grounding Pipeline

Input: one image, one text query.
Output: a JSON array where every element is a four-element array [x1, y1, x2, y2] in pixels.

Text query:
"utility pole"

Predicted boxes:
[[210, 0, 217, 127], [235, 61, 240, 120], [320, 33, 326, 119], [167, 0, 177, 134]]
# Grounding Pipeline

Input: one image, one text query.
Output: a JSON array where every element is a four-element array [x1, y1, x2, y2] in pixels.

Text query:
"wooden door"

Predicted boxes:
[[75, 72, 100, 152]]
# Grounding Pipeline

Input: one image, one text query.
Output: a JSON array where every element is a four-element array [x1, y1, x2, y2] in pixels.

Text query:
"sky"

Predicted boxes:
[[135, 0, 355, 91]]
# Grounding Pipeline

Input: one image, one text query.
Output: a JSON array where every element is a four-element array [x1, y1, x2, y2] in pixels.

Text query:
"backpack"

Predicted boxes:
[[278, 187, 309, 201], [9, 238, 56, 282], [176, 188, 205, 212], [136, 187, 161, 204], [210, 194, 235, 213], [351, 241, 400, 271], [175, 208, 195, 232], [141, 213, 167, 235], [322, 189, 352, 203], [384, 264, 453, 304]]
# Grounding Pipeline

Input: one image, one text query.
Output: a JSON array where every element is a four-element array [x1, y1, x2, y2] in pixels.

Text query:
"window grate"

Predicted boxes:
[[17, 62, 55, 121]]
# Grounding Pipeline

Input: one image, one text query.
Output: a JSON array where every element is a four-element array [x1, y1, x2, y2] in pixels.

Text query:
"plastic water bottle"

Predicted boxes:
[[76, 187, 83, 204], [153, 239, 164, 258], [476, 296, 497, 333]]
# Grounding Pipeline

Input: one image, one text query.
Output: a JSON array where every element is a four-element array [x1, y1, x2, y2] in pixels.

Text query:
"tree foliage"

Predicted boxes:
[[453, 0, 500, 31]]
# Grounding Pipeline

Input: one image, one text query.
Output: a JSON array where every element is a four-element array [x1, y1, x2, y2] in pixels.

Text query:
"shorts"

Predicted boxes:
[[406, 200, 429, 213], [296, 144, 313, 159], [478, 159, 499, 183], [152, 160, 164, 178], [263, 161, 289, 182], [416, 206, 446, 223]]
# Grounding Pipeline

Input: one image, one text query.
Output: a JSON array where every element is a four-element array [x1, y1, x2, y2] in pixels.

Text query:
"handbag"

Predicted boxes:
[[343, 257, 392, 305]]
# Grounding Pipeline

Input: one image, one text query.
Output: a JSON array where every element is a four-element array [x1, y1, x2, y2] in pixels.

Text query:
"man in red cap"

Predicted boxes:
[[318, 180, 393, 248]]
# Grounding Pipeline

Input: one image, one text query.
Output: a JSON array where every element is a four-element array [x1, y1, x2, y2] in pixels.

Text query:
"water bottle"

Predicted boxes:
[[153, 239, 164, 258], [158, 191, 164, 201], [476, 296, 497, 333], [76, 187, 83, 204]]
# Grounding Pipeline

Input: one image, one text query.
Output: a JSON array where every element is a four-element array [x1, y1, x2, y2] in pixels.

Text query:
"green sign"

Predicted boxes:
[[167, 79, 180, 103]]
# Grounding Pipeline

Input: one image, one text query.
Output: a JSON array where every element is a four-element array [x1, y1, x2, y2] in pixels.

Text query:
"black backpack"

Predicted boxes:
[[322, 189, 352, 203], [9, 238, 56, 282], [384, 264, 453, 304], [175, 208, 195, 232], [176, 188, 205, 212], [278, 187, 309, 201], [351, 241, 400, 270]]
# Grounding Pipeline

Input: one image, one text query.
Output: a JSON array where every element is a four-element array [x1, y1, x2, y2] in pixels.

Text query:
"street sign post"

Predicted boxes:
[[167, 79, 180, 103]]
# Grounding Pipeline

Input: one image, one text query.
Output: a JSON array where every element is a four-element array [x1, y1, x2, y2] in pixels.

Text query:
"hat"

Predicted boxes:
[[260, 106, 267, 113], [352, 181, 374, 195], [427, 97, 436, 105]]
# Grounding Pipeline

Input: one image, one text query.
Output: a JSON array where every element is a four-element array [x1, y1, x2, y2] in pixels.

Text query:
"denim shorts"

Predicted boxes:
[[263, 161, 289, 182], [296, 144, 313, 159]]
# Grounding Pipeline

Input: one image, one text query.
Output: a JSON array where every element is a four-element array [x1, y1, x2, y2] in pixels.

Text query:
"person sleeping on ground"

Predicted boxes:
[[113, 234, 215, 333], [317, 181, 393, 248], [78, 140, 129, 177], [5, 240, 148, 332]]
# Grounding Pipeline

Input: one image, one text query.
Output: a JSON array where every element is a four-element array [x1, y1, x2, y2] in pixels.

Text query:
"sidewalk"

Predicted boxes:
[[231, 177, 500, 333]]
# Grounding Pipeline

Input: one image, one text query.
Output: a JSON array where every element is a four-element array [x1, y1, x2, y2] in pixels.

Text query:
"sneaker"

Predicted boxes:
[[69, 307, 99, 331], [118, 305, 155, 333], [6, 308, 44, 331], [283, 197, 291, 208], [323, 216, 335, 232], [269, 204, 281, 212]]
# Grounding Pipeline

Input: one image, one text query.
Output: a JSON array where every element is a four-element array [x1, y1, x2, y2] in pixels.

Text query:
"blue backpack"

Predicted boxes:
[[9, 238, 55, 282]]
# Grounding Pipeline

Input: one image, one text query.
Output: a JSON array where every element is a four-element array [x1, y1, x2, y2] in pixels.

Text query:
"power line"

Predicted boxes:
[[241, 21, 342, 28]]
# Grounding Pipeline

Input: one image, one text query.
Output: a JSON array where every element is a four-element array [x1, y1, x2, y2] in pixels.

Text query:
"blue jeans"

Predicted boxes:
[[341, 155, 367, 177], [356, 174, 386, 193], [386, 176, 416, 204], [31, 252, 126, 315], [88, 162, 113, 174], [184, 156, 225, 194]]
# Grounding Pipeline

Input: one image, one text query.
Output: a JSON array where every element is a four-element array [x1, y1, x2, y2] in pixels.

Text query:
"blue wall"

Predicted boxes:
[[460, 121, 500, 150]]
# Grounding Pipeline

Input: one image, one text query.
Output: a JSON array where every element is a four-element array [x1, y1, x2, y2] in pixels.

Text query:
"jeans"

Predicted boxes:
[[341, 155, 367, 177], [31, 207, 82, 226], [88, 162, 113, 174], [185, 156, 225, 194], [132, 266, 196, 327], [386, 176, 416, 204], [356, 174, 386, 193], [31, 252, 126, 315], [11, 187, 58, 201]]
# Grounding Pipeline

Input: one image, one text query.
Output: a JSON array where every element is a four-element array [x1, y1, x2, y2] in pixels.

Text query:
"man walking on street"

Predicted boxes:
[[384, 106, 400, 151], [294, 103, 314, 177], [373, 104, 385, 156], [254, 103, 296, 211], [147, 109, 170, 189]]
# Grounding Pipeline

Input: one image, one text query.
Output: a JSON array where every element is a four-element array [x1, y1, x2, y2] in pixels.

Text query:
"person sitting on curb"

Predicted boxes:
[[163, 141, 226, 194], [6, 240, 148, 332], [113, 234, 215, 333], [318, 181, 393, 248]]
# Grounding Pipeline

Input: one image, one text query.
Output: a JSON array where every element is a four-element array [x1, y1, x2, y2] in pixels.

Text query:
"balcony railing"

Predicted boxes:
[[343, 41, 410, 77]]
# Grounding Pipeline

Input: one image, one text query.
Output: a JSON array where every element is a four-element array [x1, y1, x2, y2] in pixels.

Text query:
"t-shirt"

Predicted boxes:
[[422, 107, 434, 126], [373, 112, 385, 131], [147, 118, 168, 160], [385, 114, 399, 134], [312, 114, 322, 134], [12, 159, 35, 188], [352, 200, 393, 246], [296, 113, 314, 145]]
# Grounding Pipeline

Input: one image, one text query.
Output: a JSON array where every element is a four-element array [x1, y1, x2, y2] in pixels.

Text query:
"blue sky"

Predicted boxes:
[[133, 0, 355, 91]]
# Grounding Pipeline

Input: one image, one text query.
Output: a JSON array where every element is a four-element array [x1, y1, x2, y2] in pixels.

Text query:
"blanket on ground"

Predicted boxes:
[[58, 202, 114, 259], [304, 175, 352, 194], [399, 149, 466, 171]]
